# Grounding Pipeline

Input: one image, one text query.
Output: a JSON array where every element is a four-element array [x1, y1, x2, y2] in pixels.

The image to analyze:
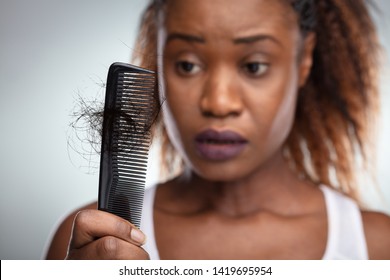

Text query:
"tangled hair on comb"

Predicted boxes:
[[130, 0, 380, 203]]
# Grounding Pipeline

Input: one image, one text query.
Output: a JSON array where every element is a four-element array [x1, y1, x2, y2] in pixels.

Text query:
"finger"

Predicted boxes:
[[67, 236, 150, 260], [69, 209, 146, 250]]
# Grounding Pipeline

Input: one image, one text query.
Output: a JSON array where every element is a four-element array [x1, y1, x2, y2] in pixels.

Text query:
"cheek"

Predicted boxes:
[[163, 73, 198, 123], [247, 64, 299, 150], [267, 86, 298, 145], [162, 61, 203, 124]]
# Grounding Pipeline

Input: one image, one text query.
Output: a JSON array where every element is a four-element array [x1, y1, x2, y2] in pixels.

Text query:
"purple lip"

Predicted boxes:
[[194, 129, 248, 161]]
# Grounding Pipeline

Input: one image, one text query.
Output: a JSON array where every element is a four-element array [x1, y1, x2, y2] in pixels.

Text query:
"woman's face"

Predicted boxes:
[[159, 0, 314, 181]]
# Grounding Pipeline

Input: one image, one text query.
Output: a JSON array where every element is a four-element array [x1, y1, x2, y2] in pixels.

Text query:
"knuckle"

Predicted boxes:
[[115, 219, 131, 237], [73, 210, 93, 228], [97, 237, 150, 260], [118, 244, 150, 260], [99, 236, 118, 259]]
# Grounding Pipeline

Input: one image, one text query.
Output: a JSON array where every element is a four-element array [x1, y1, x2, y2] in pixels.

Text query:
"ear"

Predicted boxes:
[[298, 32, 316, 88]]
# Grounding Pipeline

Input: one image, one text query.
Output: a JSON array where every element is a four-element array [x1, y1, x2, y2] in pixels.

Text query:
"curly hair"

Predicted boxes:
[[131, 0, 380, 203]]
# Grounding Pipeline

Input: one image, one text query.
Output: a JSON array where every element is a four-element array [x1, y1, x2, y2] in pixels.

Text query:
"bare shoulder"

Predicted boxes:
[[361, 210, 390, 259], [45, 201, 97, 260]]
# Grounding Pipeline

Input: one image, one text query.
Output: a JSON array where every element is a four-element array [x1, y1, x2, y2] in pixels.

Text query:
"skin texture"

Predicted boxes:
[[160, 0, 312, 183], [45, 0, 390, 260]]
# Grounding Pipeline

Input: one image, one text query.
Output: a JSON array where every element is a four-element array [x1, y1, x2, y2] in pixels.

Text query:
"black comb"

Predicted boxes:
[[98, 62, 155, 228]]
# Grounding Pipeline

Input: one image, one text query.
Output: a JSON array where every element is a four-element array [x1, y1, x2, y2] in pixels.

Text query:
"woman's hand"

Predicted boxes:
[[66, 209, 149, 260]]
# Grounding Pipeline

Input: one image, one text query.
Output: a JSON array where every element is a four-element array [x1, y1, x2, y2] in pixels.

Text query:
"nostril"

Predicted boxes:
[[201, 109, 241, 118], [202, 110, 217, 118], [200, 93, 243, 118]]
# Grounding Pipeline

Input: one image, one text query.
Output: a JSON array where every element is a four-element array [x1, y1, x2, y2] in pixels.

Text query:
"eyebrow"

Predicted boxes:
[[233, 34, 283, 48], [166, 32, 206, 44], [166, 32, 283, 48]]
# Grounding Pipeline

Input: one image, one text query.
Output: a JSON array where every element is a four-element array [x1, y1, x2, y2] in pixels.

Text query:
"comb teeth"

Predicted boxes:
[[98, 63, 155, 228]]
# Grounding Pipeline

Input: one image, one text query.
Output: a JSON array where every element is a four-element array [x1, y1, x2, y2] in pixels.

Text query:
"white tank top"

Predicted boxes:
[[140, 185, 368, 259]]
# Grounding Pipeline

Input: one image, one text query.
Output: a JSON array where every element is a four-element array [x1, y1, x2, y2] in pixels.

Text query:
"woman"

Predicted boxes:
[[46, 0, 390, 259]]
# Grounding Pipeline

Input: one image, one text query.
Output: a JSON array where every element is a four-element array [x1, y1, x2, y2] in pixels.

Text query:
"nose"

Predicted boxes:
[[200, 67, 243, 118]]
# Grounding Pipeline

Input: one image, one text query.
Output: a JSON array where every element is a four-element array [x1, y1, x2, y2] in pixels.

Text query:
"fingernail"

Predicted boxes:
[[131, 228, 146, 245]]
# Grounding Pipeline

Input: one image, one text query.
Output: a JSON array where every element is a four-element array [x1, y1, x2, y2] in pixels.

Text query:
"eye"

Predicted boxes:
[[242, 62, 269, 77], [176, 61, 201, 76]]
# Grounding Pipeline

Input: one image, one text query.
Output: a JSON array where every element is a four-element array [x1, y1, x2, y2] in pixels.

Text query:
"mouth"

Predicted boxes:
[[194, 129, 248, 161]]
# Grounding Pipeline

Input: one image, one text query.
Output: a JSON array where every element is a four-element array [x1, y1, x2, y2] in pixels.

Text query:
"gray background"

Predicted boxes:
[[0, 0, 389, 259]]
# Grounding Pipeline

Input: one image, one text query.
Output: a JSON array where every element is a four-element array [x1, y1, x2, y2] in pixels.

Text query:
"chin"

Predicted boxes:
[[189, 161, 255, 183]]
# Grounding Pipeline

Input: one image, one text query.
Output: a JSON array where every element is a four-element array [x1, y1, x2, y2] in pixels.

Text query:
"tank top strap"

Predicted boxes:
[[320, 185, 368, 259]]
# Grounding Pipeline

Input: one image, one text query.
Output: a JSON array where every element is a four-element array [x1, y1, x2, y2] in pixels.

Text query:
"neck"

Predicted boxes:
[[176, 150, 313, 217]]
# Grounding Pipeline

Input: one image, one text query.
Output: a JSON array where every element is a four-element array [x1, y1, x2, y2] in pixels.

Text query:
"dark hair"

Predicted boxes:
[[130, 0, 380, 203]]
